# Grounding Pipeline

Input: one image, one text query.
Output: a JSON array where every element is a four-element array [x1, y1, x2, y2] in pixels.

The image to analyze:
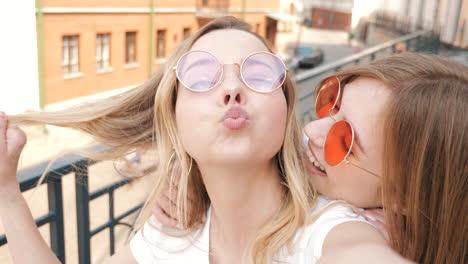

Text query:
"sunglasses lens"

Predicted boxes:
[[324, 120, 353, 165], [176, 51, 222, 91], [315, 76, 341, 118], [242, 52, 286, 92]]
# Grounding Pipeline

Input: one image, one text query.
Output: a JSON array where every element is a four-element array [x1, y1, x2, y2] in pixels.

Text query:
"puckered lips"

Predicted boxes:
[[222, 106, 250, 130]]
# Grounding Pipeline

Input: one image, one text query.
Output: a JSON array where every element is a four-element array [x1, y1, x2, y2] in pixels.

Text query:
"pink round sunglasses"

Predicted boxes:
[[173, 50, 287, 93]]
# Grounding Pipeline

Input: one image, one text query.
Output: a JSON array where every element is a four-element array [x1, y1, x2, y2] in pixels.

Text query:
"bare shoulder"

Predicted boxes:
[[320, 221, 412, 264], [323, 221, 386, 254], [101, 245, 138, 264]]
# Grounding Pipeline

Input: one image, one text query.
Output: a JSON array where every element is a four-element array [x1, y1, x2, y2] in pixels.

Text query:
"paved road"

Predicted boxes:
[[276, 26, 362, 124]]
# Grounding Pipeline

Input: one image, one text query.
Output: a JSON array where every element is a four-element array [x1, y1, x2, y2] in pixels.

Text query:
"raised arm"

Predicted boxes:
[[0, 113, 137, 264], [0, 113, 61, 264]]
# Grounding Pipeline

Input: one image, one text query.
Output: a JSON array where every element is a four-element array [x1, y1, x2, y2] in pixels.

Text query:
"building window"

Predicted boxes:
[[156, 29, 166, 58], [183, 28, 191, 39], [96, 33, 111, 70], [125, 32, 136, 64], [62, 35, 79, 76], [202, 0, 208, 7]]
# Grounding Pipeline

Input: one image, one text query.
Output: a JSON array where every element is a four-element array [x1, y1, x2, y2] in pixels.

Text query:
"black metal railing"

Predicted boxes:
[[0, 29, 439, 264], [0, 145, 148, 264]]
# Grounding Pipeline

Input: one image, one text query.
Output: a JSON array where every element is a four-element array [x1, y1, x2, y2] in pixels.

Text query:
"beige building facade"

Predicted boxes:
[[369, 0, 468, 47], [38, 0, 280, 105]]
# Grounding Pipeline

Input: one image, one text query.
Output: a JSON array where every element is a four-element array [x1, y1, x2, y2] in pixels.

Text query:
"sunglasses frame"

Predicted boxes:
[[324, 119, 355, 166], [173, 50, 288, 94], [315, 76, 342, 118], [316, 76, 380, 178]]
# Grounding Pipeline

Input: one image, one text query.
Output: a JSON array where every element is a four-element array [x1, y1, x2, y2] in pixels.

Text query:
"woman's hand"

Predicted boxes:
[[356, 207, 388, 241], [0, 112, 27, 194], [153, 183, 179, 228], [153, 180, 196, 229]]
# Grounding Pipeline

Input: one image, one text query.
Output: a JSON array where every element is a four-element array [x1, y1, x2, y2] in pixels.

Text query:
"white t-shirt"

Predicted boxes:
[[130, 195, 370, 263]]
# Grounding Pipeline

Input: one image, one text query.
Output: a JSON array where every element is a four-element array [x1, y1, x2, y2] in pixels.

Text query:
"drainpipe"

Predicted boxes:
[[242, 0, 246, 20], [433, 0, 441, 32], [148, 0, 155, 76], [417, 0, 425, 29], [37, 0, 46, 109], [405, 0, 411, 17]]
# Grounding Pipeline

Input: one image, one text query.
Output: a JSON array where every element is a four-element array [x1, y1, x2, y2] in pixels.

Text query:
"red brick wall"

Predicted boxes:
[[310, 8, 351, 31]]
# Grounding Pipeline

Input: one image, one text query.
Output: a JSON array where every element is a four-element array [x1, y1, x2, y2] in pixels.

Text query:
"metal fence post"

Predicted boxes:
[[75, 161, 91, 264], [109, 191, 116, 255], [416, 35, 422, 51], [48, 176, 66, 263], [433, 34, 440, 54], [405, 39, 411, 51]]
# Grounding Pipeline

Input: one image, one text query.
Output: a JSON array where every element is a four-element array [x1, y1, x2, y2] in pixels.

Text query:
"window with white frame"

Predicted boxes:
[[96, 33, 111, 71], [156, 29, 166, 59], [62, 35, 79, 76], [125, 32, 137, 64]]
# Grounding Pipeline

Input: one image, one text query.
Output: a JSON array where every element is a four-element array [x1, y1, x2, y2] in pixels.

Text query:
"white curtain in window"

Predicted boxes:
[[62, 37, 69, 74], [103, 34, 110, 68], [96, 34, 102, 68], [71, 37, 79, 73]]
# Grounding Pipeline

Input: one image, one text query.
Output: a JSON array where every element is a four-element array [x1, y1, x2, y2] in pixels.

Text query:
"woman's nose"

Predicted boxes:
[[303, 117, 335, 148], [219, 64, 246, 106]]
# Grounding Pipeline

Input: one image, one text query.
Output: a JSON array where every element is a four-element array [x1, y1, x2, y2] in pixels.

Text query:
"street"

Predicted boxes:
[[276, 25, 363, 123]]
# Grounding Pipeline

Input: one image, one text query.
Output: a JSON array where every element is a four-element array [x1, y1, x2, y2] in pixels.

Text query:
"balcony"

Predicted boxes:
[[0, 29, 439, 264]]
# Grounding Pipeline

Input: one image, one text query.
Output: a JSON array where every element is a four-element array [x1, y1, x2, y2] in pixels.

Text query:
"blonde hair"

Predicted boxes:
[[9, 16, 314, 263], [327, 52, 468, 263]]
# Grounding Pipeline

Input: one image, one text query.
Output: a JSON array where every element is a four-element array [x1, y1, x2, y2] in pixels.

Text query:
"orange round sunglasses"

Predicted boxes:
[[315, 76, 380, 178]]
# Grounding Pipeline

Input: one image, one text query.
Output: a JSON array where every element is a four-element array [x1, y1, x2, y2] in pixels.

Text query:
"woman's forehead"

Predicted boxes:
[[190, 29, 270, 64], [342, 77, 392, 152]]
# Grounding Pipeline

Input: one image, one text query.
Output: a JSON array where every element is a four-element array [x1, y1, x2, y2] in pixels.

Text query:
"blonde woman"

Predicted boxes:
[[0, 17, 409, 264], [158, 52, 468, 264]]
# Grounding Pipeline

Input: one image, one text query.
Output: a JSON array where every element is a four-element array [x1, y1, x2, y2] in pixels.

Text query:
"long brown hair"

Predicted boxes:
[[330, 52, 468, 263], [8, 16, 313, 263]]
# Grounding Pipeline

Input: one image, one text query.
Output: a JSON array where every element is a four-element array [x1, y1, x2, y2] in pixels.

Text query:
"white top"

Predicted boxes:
[[130, 195, 370, 263]]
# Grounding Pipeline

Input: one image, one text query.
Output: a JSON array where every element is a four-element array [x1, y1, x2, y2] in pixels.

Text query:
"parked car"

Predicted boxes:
[[303, 18, 313, 27], [279, 51, 300, 73], [294, 46, 324, 69]]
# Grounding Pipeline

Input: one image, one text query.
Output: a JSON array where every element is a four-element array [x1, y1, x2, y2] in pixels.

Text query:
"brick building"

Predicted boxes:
[[36, 0, 280, 105], [304, 0, 353, 31], [354, 0, 468, 48]]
